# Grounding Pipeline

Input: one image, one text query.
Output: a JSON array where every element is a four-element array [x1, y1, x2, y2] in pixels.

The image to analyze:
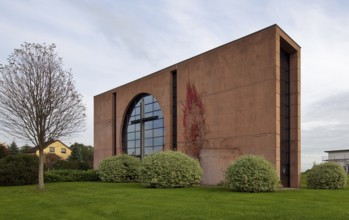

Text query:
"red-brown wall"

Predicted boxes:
[[94, 24, 301, 187]]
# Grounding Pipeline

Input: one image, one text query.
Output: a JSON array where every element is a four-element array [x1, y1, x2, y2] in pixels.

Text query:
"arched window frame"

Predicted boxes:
[[122, 94, 164, 158]]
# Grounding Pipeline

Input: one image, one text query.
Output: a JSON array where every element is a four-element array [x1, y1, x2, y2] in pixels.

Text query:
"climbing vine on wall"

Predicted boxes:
[[183, 82, 208, 159]]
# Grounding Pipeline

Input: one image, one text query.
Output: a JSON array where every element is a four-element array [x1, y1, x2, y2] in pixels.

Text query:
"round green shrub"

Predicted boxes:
[[139, 151, 203, 188], [306, 162, 347, 189], [98, 154, 141, 182], [0, 154, 39, 186], [225, 155, 280, 192]]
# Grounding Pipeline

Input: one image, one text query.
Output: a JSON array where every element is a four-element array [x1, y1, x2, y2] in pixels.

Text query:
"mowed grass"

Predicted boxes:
[[0, 179, 349, 220]]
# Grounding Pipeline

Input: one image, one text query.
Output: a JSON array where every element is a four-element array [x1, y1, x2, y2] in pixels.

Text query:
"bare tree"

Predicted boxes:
[[0, 43, 86, 190]]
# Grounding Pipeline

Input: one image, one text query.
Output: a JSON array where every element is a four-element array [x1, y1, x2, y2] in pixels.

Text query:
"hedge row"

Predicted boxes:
[[45, 169, 99, 182], [0, 151, 203, 188], [9, 151, 341, 193], [0, 154, 98, 185]]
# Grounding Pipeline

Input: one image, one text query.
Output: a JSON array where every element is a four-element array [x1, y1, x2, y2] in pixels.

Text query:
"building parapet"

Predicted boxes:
[[322, 155, 349, 161]]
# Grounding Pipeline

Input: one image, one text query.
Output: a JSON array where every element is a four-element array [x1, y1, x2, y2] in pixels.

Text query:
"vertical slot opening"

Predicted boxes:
[[171, 70, 177, 150], [112, 92, 117, 155]]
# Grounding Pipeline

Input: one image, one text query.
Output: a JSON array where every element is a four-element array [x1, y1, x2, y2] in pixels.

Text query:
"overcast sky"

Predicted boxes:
[[1, 0, 349, 171]]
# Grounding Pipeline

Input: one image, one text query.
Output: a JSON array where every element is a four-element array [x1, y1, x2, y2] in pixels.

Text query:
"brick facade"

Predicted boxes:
[[94, 24, 301, 187]]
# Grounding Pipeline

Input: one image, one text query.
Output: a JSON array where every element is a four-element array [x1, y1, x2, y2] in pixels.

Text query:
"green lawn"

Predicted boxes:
[[0, 181, 348, 220]]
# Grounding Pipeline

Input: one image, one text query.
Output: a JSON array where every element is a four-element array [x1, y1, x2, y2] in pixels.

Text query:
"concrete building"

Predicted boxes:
[[323, 149, 349, 173], [94, 24, 301, 187]]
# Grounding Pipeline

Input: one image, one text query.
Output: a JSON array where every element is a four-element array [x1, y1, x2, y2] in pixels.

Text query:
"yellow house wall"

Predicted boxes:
[[35, 141, 72, 160]]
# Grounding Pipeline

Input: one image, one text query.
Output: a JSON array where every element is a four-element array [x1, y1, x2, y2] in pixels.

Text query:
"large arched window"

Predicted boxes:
[[122, 94, 164, 158]]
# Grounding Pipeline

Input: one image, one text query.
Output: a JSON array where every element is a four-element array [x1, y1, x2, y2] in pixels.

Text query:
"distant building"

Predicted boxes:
[[323, 149, 349, 173], [25, 140, 71, 160], [94, 24, 301, 187]]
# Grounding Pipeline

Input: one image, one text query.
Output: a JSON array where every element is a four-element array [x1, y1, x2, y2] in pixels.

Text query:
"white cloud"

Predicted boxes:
[[0, 0, 349, 172]]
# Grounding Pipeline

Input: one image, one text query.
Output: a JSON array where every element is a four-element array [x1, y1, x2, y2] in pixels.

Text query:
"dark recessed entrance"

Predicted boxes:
[[280, 48, 291, 187]]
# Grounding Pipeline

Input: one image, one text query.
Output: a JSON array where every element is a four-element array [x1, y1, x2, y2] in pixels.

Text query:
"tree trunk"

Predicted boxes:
[[38, 148, 45, 191]]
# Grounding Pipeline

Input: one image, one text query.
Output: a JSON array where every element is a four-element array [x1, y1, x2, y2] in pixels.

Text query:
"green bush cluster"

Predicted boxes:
[[45, 169, 99, 183], [306, 162, 347, 189], [225, 155, 280, 192], [98, 154, 141, 183], [0, 154, 39, 186], [139, 151, 203, 188]]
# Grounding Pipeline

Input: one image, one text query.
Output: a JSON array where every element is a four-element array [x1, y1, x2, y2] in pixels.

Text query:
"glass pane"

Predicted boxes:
[[154, 137, 163, 146], [144, 112, 153, 118], [127, 148, 136, 155], [154, 102, 160, 111], [145, 121, 153, 130], [127, 140, 135, 148], [135, 131, 140, 139], [153, 110, 162, 118], [135, 107, 140, 115], [144, 104, 153, 113], [136, 140, 140, 148], [135, 148, 140, 156], [145, 146, 153, 155], [154, 128, 163, 137], [154, 146, 163, 153], [145, 130, 153, 138], [127, 124, 135, 132], [154, 119, 163, 129], [144, 95, 153, 104], [127, 132, 135, 140], [145, 138, 153, 147], [135, 123, 140, 131], [131, 109, 136, 116]]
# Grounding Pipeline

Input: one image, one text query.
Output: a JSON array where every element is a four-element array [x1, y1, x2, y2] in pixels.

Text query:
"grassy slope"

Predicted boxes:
[[0, 181, 348, 220]]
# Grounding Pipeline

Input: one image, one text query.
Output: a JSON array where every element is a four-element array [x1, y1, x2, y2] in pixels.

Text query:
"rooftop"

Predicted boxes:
[[324, 149, 349, 153]]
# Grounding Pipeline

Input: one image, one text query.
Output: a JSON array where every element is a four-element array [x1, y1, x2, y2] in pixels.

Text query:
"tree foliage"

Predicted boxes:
[[20, 144, 32, 153], [68, 142, 93, 169], [182, 82, 208, 159], [44, 153, 62, 170], [8, 141, 19, 155], [0, 42, 86, 190], [0, 144, 8, 159]]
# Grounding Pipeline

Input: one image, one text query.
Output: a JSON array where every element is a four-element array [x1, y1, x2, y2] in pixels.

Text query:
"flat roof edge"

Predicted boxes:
[[94, 24, 300, 97], [325, 149, 349, 153]]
